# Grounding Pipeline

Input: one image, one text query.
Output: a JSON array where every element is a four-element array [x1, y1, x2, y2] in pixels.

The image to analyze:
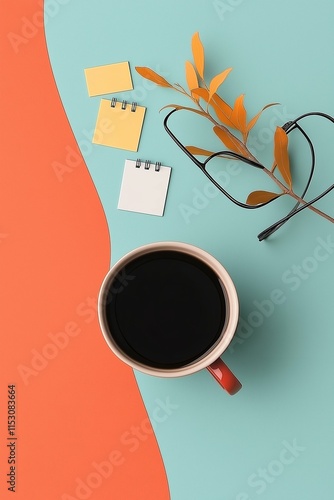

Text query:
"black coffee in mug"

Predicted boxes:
[[105, 250, 227, 369]]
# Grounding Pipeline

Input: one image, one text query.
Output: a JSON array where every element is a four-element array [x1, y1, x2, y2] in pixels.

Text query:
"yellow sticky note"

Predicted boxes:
[[92, 99, 146, 152], [84, 62, 133, 96]]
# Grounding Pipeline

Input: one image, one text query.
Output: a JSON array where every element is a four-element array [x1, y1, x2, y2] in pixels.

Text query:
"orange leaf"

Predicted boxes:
[[273, 127, 291, 187], [135, 67, 172, 87], [191, 32, 204, 79], [160, 104, 208, 119], [191, 90, 237, 129], [246, 103, 279, 134], [213, 126, 251, 158], [231, 94, 247, 136], [211, 94, 236, 129], [208, 68, 232, 100], [246, 190, 283, 205], [192, 87, 209, 101], [185, 61, 199, 94], [212, 93, 233, 115], [186, 146, 215, 156]]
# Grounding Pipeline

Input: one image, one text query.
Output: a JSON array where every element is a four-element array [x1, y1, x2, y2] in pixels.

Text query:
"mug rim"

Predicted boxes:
[[98, 241, 239, 378]]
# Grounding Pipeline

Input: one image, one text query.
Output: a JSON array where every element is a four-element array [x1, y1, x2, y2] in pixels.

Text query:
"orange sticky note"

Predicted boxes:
[[84, 62, 133, 96]]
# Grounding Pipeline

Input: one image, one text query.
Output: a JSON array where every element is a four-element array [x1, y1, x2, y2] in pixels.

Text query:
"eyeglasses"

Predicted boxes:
[[164, 109, 334, 241]]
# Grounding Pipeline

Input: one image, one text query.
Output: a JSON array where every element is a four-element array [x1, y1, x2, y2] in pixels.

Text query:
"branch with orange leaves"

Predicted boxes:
[[135, 32, 334, 226]]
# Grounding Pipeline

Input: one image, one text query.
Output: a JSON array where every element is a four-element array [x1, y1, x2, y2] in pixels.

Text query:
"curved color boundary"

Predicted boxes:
[[0, 2, 169, 499]]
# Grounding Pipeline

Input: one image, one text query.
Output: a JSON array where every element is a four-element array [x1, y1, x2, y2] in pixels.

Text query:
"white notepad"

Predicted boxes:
[[118, 159, 172, 216]]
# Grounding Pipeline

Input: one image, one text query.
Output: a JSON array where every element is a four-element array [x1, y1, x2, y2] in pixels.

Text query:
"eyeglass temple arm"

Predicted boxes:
[[258, 112, 334, 240], [258, 122, 315, 240], [258, 182, 334, 241]]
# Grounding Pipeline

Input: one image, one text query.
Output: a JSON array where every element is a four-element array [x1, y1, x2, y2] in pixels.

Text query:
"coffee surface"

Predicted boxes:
[[105, 251, 226, 368]]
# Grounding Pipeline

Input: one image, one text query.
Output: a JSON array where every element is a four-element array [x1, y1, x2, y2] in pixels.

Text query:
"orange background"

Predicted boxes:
[[0, 2, 169, 498]]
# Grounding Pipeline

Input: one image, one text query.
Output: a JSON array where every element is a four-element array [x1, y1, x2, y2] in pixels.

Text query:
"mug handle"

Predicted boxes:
[[207, 359, 242, 395]]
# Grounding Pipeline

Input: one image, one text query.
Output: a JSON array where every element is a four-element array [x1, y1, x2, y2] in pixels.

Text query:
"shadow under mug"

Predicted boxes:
[[98, 242, 242, 395]]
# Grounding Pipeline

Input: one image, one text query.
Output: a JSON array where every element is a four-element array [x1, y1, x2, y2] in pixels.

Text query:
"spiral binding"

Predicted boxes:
[[110, 98, 137, 112], [135, 159, 161, 172]]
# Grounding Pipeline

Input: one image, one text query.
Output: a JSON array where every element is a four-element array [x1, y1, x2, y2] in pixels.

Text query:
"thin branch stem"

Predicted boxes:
[[263, 167, 334, 223]]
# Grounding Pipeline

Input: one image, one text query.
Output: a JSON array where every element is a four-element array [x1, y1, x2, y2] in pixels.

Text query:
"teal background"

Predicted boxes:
[[46, 1, 334, 498]]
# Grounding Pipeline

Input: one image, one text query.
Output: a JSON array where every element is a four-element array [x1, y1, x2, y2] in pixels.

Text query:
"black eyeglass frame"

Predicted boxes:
[[164, 109, 334, 241]]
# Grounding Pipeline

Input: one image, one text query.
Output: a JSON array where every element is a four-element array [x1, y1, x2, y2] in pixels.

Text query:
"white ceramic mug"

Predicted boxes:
[[98, 242, 241, 395]]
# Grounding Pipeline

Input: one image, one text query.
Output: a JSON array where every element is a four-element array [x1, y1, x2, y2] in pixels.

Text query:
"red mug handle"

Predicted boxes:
[[207, 358, 242, 395]]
